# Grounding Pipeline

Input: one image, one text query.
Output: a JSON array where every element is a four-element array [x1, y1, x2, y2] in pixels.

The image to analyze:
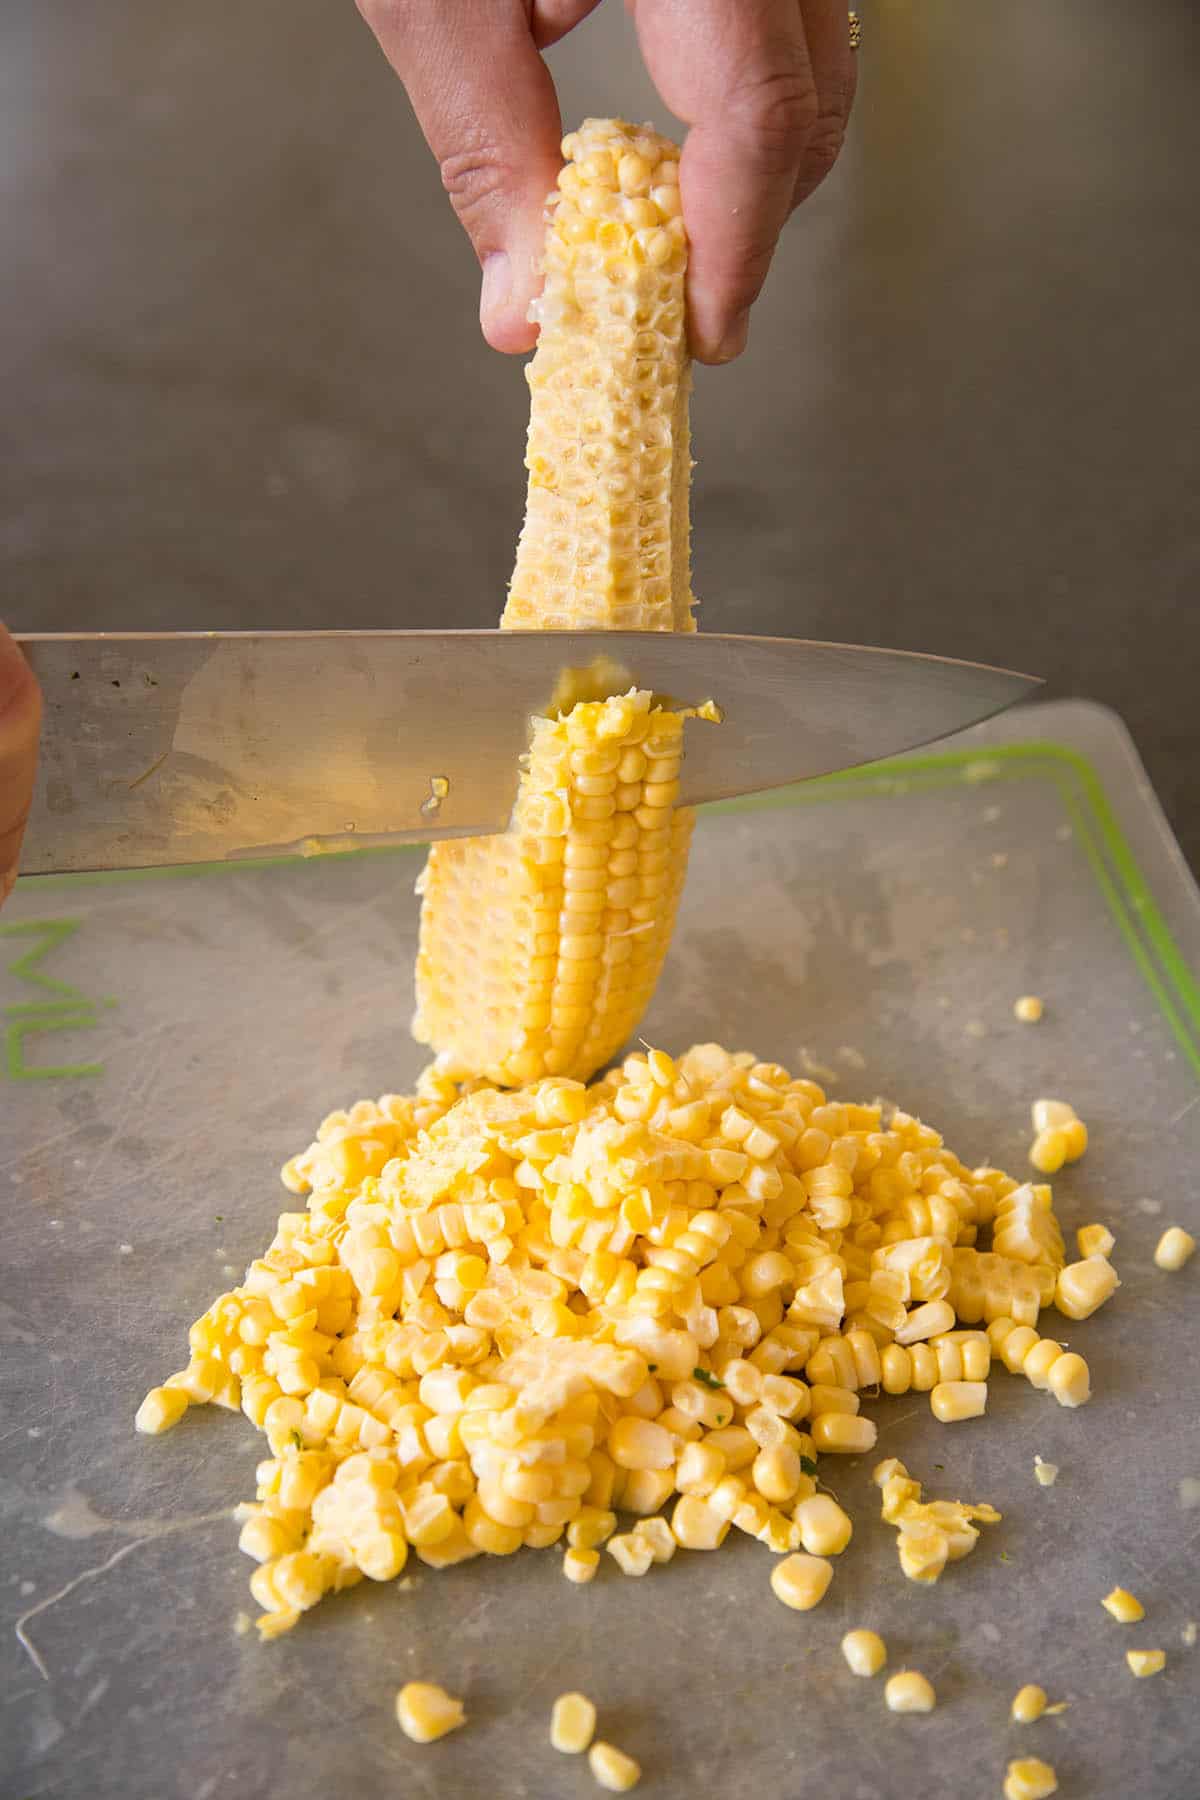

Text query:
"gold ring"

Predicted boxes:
[[848, 10, 861, 50]]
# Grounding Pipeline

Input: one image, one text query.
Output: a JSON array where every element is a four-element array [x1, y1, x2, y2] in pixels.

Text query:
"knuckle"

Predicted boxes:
[[803, 117, 847, 180], [438, 138, 513, 225], [733, 63, 820, 159]]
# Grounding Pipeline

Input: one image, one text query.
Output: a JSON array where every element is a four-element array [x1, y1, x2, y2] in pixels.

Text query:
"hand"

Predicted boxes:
[[356, 0, 856, 362], [0, 624, 41, 907]]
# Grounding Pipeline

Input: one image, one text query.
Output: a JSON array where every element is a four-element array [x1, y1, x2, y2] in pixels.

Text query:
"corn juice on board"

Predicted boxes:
[[3, 699, 1198, 1800]]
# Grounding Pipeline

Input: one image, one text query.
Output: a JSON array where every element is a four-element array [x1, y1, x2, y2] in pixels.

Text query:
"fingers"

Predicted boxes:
[[791, 0, 857, 208], [631, 0, 819, 363], [356, 0, 564, 351], [0, 623, 41, 906]]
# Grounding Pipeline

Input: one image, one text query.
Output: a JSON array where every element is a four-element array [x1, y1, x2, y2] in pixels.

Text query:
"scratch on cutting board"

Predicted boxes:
[[15, 1507, 234, 1680], [127, 750, 170, 792], [1168, 1092, 1199, 1128], [874, 1407, 921, 1439]]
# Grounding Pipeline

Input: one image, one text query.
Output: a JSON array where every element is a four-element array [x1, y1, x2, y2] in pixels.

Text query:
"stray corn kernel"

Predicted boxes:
[[607, 1533, 653, 1578], [841, 1629, 887, 1677], [1011, 1683, 1047, 1724], [1076, 1222, 1115, 1260], [563, 1547, 600, 1584], [1029, 1099, 1087, 1174], [770, 1552, 833, 1611], [1154, 1226, 1196, 1273], [884, 1670, 936, 1714], [1029, 1130, 1067, 1175], [395, 1681, 465, 1744], [1004, 1757, 1058, 1800], [1102, 1587, 1145, 1623], [588, 1740, 641, 1792], [1013, 996, 1044, 1023], [1055, 1256, 1119, 1321], [1033, 1456, 1059, 1488], [1126, 1648, 1166, 1678], [1031, 1098, 1078, 1133], [551, 1691, 597, 1754], [1181, 1621, 1197, 1648], [873, 1457, 1000, 1584], [134, 1386, 189, 1435]]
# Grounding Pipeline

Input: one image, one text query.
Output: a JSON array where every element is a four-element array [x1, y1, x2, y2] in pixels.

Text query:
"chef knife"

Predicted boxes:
[[15, 631, 1038, 874]]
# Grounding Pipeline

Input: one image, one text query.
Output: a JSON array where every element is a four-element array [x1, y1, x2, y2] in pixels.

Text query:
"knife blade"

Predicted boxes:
[[16, 631, 1038, 874]]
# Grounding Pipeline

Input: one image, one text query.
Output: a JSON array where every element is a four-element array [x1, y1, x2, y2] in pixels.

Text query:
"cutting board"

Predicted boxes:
[[3, 699, 1198, 1799]]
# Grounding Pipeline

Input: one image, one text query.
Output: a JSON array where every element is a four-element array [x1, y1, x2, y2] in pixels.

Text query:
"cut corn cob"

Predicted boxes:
[[414, 119, 699, 1086]]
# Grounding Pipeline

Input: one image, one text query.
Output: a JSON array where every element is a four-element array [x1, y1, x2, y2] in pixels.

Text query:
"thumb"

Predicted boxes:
[[357, 0, 563, 352], [0, 623, 41, 904]]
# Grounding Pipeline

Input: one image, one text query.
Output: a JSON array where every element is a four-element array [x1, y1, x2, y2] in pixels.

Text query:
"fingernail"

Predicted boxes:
[[480, 252, 511, 334], [712, 311, 750, 364]]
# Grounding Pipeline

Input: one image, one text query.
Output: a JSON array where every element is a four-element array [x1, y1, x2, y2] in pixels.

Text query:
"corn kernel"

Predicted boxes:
[[395, 1681, 465, 1743], [793, 1494, 853, 1556], [588, 1741, 641, 1792], [1126, 1648, 1166, 1677], [1046, 1352, 1089, 1408], [841, 1629, 887, 1677], [1029, 1129, 1068, 1175], [1102, 1586, 1145, 1623], [884, 1670, 936, 1714], [1033, 1456, 1059, 1488], [895, 1300, 956, 1345], [1013, 996, 1044, 1023], [632, 1516, 676, 1564], [1154, 1226, 1196, 1272], [135, 1386, 189, 1435], [1055, 1256, 1118, 1321], [563, 1547, 600, 1583], [1060, 1119, 1087, 1160], [671, 1494, 729, 1551], [608, 1416, 675, 1471], [676, 1442, 725, 1496], [811, 1413, 877, 1455], [1011, 1683, 1047, 1723], [1003, 1757, 1058, 1800], [897, 1528, 947, 1585], [607, 1532, 653, 1577], [1032, 1098, 1077, 1132], [930, 1379, 988, 1423], [753, 1445, 804, 1505], [569, 1506, 617, 1551], [770, 1552, 833, 1611], [551, 1691, 597, 1753], [1076, 1222, 1115, 1260]]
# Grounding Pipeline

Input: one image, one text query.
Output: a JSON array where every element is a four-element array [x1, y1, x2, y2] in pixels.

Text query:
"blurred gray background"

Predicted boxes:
[[3, 0, 1198, 865]]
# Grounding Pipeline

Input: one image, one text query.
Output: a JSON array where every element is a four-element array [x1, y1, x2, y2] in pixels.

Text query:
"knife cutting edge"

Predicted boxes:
[[15, 631, 1039, 875]]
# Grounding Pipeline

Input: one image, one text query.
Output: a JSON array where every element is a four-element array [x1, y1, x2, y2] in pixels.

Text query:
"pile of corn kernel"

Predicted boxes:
[[136, 1042, 1124, 1641]]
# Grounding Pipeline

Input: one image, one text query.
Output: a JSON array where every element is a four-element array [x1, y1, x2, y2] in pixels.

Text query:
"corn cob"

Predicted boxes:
[[413, 119, 698, 1086]]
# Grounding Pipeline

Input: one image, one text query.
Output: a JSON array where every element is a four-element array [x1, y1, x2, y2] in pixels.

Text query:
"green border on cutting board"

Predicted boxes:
[[15, 739, 1200, 1081]]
